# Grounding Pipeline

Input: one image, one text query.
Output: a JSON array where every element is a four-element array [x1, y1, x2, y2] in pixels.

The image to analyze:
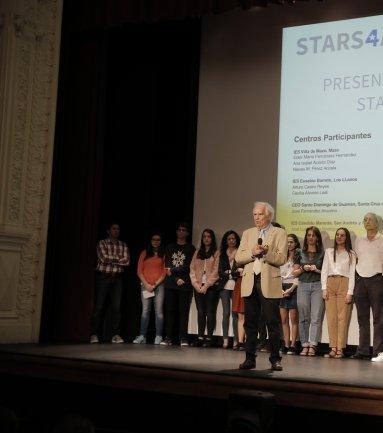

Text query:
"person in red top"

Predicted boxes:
[[90, 222, 130, 344], [133, 233, 166, 345]]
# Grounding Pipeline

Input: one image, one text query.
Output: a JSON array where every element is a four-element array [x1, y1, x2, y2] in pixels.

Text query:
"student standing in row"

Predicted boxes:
[[321, 228, 355, 359], [279, 234, 300, 355], [161, 223, 195, 347], [294, 226, 324, 357], [133, 233, 166, 345], [218, 230, 241, 349], [90, 222, 130, 344], [190, 229, 220, 347]]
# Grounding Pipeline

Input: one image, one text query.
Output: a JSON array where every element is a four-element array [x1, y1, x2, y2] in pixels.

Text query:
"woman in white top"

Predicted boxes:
[[280, 234, 300, 354], [321, 227, 356, 359]]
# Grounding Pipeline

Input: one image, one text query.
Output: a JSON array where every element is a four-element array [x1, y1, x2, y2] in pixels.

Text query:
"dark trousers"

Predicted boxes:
[[244, 274, 281, 363], [194, 288, 220, 338], [90, 273, 122, 336], [258, 308, 268, 346], [354, 273, 383, 356], [165, 287, 192, 340]]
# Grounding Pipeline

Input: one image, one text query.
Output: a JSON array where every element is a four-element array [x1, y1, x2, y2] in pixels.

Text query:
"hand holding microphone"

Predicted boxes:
[[252, 238, 267, 258]]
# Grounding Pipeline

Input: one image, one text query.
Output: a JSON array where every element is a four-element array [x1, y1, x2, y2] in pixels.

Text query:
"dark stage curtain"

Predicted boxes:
[[41, 3, 200, 342], [40, 28, 108, 342]]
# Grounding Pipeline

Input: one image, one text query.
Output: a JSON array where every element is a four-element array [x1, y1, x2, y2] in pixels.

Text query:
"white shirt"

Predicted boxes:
[[321, 248, 356, 295], [280, 259, 298, 285], [355, 233, 383, 277]]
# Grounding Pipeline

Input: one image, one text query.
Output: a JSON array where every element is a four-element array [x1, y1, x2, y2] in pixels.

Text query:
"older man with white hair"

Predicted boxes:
[[235, 202, 287, 370], [353, 212, 383, 362]]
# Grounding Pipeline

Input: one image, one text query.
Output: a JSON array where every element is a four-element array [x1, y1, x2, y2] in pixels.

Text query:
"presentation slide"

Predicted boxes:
[[277, 15, 383, 238]]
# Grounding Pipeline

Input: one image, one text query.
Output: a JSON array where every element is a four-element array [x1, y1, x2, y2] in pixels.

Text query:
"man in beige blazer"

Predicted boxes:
[[236, 202, 287, 370]]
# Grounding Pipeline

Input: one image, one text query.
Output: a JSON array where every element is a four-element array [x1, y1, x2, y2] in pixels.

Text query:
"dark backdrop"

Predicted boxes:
[[40, 4, 200, 342]]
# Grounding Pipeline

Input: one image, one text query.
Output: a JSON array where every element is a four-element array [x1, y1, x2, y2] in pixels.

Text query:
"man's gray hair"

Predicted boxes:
[[364, 212, 383, 233], [253, 201, 275, 220]]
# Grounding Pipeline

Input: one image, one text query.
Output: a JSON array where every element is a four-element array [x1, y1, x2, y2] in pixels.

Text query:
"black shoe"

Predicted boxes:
[[192, 338, 204, 347], [239, 356, 256, 370], [287, 346, 297, 355], [281, 346, 289, 354], [159, 337, 172, 346], [257, 343, 269, 353], [202, 338, 212, 348], [271, 361, 283, 371], [238, 343, 246, 351], [350, 353, 371, 360]]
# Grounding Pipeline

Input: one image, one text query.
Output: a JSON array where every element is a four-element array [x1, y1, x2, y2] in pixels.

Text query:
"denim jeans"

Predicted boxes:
[[139, 284, 165, 337], [297, 281, 324, 346]]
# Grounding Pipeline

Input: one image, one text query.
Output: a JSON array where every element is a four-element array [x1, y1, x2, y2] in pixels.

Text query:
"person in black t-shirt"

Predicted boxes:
[[160, 222, 195, 346]]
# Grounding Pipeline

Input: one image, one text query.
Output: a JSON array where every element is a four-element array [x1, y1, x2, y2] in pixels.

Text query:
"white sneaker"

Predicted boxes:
[[90, 335, 99, 344], [111, 334, 124, 344], [371, 352, 383, 362], [154, 336, 162, 345], [133, 335, 146, 344]]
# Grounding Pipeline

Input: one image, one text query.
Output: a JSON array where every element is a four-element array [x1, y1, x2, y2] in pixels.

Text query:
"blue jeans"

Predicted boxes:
[[139, 284, 165, 337], [297, 281, 324, 346]]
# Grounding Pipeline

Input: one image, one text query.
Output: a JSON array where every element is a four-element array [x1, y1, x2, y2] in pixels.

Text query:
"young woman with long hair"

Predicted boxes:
[[293, 226, 324, 356], [190, 229, 220, 347], [218, 230, 241, 349], [280, 234, 300, 354], [321, 227, 355, 359], [133, 233, 166, 344]]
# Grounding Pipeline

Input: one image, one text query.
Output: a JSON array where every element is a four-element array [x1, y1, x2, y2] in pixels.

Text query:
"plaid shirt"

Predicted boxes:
[[96, 238, 130, 274]]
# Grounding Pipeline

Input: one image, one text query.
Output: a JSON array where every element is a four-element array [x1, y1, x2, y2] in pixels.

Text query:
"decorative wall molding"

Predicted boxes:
[[0, 231, 30, 319], [0, 0, 63, 342]]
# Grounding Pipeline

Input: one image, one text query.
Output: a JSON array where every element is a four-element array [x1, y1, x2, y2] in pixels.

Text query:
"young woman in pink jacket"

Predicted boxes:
[[190, 229, 220, 347]]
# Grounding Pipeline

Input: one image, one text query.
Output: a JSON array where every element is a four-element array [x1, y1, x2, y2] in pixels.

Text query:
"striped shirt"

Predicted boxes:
[[96, 238, 130, 274]]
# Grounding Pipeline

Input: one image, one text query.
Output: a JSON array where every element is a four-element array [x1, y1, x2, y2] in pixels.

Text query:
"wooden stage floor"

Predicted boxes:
[[1, 343, 383, 416]]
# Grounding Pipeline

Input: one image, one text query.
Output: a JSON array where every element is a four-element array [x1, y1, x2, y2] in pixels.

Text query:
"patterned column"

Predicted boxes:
[[0, 0, 63, 342]]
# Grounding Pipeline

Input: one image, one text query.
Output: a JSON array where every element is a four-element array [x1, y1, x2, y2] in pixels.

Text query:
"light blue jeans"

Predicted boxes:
[[297, 281, 324, 346], [139, 283, 165, 337]]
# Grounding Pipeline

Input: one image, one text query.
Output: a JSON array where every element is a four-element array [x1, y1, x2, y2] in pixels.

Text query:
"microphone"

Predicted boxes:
[[256, 237, 264, 258]]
